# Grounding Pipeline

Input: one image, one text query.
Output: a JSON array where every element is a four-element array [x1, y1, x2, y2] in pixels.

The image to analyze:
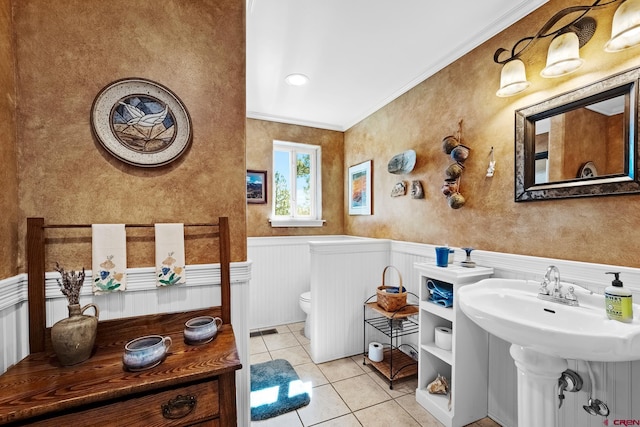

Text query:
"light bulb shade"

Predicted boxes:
[[540, 32, 584, 78], [496, 59, 531, 97], [605, 0, 640, 52]]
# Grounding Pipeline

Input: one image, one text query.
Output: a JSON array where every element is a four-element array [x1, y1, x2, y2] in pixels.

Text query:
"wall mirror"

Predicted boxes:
[[515, 67, 640, 201]]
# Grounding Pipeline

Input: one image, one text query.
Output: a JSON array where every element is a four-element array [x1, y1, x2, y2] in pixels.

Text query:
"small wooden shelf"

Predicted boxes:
[[363, 295, 419, 389], [366, 348, 418, 382], [365, 302, 419, 319]]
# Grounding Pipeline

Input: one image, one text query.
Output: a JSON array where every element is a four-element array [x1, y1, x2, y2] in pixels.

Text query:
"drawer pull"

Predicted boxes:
[[162, 394, 197, 419]]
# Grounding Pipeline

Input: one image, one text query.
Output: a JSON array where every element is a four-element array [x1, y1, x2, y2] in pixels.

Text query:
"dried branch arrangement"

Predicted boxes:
[[54, 262, 86, 306]]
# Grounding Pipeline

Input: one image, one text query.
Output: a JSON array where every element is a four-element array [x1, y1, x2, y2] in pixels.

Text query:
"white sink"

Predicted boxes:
[[458, 278, 640, 362]]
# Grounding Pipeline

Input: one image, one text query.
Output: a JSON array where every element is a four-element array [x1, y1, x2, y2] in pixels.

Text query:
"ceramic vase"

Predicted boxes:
[[51, 303, 99, 366]]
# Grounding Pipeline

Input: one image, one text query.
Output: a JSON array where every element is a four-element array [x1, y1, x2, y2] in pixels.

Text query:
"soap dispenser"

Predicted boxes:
[[605, 272, 633, 323]]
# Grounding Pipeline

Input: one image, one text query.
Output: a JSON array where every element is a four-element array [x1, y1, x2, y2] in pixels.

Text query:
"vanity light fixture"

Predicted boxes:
[[605, 0, 640, 51], [540, 31, 585, 78], [285, 73, 309, 86], [496, 59, 531, 97], [495, 0, 640, 97]]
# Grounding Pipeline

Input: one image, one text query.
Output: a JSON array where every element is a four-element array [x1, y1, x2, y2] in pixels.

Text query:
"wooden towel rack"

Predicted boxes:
[[26, 217, 231, 354]]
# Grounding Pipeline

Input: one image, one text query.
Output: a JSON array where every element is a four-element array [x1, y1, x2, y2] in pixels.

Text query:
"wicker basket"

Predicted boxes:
[[376, 265, 406, 312]]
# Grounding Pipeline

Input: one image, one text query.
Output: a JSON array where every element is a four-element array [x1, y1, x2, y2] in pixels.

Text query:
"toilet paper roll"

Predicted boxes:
[[434, 326, 452, 351], [368, 342, 384, 362]]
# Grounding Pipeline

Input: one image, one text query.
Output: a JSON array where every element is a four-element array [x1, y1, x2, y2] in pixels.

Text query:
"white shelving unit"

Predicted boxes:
[[414, 262, 493, 427]]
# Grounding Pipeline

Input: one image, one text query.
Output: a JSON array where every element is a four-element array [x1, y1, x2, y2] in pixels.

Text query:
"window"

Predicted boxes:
[[271, 140, 324, 227]]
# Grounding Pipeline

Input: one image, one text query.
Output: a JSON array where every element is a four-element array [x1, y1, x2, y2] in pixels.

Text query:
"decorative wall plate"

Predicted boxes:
[[578, 161, 598, 178], [387, 150, 416, 174], [91, 78, 192, 167]]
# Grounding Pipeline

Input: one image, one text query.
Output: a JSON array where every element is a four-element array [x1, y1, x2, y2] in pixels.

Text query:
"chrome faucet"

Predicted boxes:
[[538, 265, 579, 306], [547, 265, 561, 296]]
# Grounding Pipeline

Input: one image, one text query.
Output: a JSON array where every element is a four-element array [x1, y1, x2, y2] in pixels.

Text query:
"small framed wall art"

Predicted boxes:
[[348, 160, 372, 215], [247, 170, 267, 204], [91, 78, 192, 167]]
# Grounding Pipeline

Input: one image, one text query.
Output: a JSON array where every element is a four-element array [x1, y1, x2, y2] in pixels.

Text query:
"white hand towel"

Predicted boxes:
[[155, 223, 186, 286], [91, 224, 127, 294]]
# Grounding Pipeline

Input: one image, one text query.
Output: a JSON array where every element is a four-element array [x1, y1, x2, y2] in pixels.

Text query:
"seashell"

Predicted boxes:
[[451, 145, 470, 162], [427, 374, 449, 395], [442, 135, 460, 154], [445, 162, 464, 179], [391, 181, 407, 197], [410, 180, 424, 199], [448, 192, 466, 209], [387, 150, 416, 174]]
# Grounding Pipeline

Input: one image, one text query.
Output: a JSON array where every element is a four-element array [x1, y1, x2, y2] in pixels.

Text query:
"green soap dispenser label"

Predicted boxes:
[[605, 293, 633, 321]]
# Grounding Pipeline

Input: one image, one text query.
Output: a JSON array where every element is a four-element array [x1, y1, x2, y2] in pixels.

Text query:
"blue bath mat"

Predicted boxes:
[[250, 359, 311, 421]]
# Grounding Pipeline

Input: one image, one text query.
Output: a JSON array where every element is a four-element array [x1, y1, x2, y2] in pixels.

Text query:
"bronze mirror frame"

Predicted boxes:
[[515, 67, 640, 201]]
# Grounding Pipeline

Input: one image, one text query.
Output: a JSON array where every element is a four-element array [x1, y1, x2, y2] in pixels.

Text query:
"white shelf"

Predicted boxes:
[[414, 262, 493, 427], [421, 343, 452, 365], [420, 300, 453, 321], [416, 388, 452, 424], [414, 263, 493, 284]]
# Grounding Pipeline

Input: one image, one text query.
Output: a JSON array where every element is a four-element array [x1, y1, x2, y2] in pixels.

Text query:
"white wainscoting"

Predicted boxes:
[[310, 238, 391, 363], [247, 235, 364, 330], [247, 236, 640, 427], [0, 263, 252, 427]]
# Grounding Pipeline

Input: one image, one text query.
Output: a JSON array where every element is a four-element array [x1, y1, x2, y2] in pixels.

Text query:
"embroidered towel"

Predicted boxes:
[[91, 224, 127, 294], [155, 223, 186, 286]]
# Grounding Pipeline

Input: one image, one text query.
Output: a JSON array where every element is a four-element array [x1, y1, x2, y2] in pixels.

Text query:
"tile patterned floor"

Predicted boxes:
[[250, 322, 502, 427]]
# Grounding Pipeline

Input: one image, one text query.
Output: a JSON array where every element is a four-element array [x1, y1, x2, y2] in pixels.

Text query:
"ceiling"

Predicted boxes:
[[246, 0, 549, 132]]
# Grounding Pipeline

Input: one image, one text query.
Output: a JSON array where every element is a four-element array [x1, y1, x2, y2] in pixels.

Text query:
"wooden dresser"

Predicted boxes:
[[0, 217, 241, 426]]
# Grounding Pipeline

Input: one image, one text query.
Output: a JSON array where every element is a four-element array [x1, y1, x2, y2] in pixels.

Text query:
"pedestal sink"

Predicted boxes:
[[458, 278, 640, 427]]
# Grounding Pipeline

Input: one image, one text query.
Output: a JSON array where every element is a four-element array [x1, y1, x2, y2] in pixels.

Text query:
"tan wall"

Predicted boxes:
[[13, 0, 246, 271], [345, 0, 640, 267], [246, 119, 344, 236], [0, 0, 18, 278]]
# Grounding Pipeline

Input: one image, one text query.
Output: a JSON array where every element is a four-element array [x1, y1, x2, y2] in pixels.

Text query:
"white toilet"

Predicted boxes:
[[299, 291, 311, 339]]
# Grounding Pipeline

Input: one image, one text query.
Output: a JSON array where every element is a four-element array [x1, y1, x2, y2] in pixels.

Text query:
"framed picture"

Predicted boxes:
[[348, 160, 372, 215], [247, 170, 267, 204], [91, 78, 192, 167]]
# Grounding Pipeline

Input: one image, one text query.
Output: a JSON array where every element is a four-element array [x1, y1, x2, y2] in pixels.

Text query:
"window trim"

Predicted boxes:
[[270, 140, 324, 228]]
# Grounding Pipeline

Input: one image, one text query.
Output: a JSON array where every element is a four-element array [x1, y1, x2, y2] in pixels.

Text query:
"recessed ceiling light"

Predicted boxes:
[[285, 73, 309, 86]]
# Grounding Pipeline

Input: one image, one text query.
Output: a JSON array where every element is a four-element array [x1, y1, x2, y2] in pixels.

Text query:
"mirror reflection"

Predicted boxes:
[[514, 67, 640, 201], [534, 95, 625, 184]]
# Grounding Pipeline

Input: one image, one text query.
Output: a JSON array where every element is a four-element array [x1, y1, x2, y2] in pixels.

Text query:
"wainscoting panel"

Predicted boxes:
[[0, 275, 28, 374], [248, 237, 311, 329], [247, 236, 362, 330], [310, 239, 391, 363]]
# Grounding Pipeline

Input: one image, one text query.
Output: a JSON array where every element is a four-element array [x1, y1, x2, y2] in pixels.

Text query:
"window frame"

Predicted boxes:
[[270, 140, 324, 227]]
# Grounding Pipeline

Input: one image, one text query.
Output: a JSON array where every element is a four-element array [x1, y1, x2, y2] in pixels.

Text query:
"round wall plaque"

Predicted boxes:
[[91, 78, 192, 167]]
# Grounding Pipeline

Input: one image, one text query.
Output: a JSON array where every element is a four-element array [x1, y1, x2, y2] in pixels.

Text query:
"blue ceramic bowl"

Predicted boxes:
[[184, 316, 223, 345], [123, 335, 172, 371]]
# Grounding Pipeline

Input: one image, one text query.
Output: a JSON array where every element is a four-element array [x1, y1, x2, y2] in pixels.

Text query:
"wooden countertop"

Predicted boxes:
[[0, 319, 241, 425]]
